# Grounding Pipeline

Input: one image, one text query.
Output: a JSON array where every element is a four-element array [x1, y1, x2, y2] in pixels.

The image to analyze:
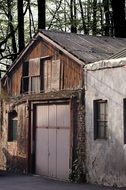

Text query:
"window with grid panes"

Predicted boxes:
[[123, 99, 126, 144], [94, 100, 108, 139]]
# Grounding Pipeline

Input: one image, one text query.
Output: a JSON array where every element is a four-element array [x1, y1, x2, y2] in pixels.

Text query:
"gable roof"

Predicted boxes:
[[40, 30, 126, 64], [4, 30, 126, 75]]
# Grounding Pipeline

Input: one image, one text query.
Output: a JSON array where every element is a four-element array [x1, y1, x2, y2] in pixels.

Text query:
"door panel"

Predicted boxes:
[[48, 104, 56, 127], [48, 104, 57, 177], [36, 128, 48, 176], [57, 128, 70, 180], [36, 105, 48, 127], [48, 128, 57, 178], [57, 105, 70, 127]]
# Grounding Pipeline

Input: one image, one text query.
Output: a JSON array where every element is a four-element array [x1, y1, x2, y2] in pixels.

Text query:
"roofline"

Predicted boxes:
[[3, 31, 85, 78], [108, 48, 126, 59], [38, 32, 84, 66], [5, 33, 40, 75], [85, 57, 126, 71]]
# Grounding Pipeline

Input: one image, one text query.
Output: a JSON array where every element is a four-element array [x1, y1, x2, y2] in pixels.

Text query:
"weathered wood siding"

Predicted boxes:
[[11, 66, 22, 96], [61, 56, 82, 89], [29, 58, 40, 76], [10, 40, 82, 96], [27, 41, 55, 60]]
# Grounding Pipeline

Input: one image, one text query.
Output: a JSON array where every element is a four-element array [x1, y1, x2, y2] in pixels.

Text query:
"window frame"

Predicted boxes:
[[8, 111, 17, 142], [123, 99, 126, 144], [94, 99, 108, 140], [21, 57, 50, 94]]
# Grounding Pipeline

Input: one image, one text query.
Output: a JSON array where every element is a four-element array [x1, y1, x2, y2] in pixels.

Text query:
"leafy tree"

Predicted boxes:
[[0, 0, 126, 72]]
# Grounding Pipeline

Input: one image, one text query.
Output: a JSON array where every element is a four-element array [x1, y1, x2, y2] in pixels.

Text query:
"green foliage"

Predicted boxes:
[[69, 158, 86, 183], [0, 0, 118, 67]]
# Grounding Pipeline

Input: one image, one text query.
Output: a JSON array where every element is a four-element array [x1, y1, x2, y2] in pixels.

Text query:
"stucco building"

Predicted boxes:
[[85, 57, 126, 187]]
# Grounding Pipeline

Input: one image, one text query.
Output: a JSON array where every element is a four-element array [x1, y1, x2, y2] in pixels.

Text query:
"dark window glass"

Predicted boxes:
[[8, 111, 17, 142], [94, 100, 107, 139], [22, 61, 29, 76], [123, 99, 126, 144], [21, 58, 51, 94], [21, 62, 29, 93], [22, 76, 29, 93]]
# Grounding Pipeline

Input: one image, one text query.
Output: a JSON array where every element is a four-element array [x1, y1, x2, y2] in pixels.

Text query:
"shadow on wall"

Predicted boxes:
[[2, 148, 27, 174]]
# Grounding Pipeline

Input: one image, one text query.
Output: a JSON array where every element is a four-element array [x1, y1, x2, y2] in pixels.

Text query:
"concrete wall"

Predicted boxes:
[[85, 66, 126, 187]]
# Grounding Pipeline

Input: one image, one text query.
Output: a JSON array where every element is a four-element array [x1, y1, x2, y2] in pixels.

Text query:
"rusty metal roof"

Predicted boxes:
[[41, 30, 126, 64]]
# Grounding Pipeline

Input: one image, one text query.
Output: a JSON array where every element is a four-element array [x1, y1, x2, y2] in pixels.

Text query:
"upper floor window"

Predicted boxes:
[[21, 58, 44, 94], [21, 56, 60, 94], [94, 100, 108, 140]]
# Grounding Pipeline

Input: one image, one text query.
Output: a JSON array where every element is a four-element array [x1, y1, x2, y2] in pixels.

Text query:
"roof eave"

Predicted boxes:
[[2, 31, 85, 81], [39, 31, 85, 66]]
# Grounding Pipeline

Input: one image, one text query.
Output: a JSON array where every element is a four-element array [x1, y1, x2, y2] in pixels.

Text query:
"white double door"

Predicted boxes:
[[35, 103, 70, 180]]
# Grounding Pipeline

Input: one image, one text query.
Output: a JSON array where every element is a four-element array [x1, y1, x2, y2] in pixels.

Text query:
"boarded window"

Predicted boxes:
[[31, 76, 40, 93], [44, 59, 60, 92], [8, 110, 17, 142], [22, 58, 41, 93], [123, 99, 126, 144], [44, 59, 52, 91], [51, 60, 60, 90], [94, 100, 107, 139], [21, 57, 60, 94], [29, 58, 40, 76]]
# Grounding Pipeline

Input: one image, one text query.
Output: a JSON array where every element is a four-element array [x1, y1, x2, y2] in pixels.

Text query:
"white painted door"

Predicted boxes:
[[35, 103, 70, 180]]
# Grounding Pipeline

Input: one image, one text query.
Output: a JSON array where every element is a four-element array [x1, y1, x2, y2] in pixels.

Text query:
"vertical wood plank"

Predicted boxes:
[[29, 58, 40, 76], [57, 129, 70, 180], [51, 60, 60, 90], [48, 128, 57, 178], [57, 104, 70, 128], [36, 128, 49, 176], [36, 105, 48, 127]]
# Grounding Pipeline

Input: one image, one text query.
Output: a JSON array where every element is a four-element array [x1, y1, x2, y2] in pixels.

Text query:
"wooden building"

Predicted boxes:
[[0, 30, 126, 181]]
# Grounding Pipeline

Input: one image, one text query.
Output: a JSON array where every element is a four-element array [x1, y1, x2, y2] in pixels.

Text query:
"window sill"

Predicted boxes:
[[7, 140, 17, 143], [94, 138, 108, 143]]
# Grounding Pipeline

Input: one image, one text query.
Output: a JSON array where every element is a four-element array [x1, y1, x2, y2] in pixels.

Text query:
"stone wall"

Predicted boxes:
[[0, 89, 86, 177], [0, 101, 28, 173], [70, 90, 86, 182]]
